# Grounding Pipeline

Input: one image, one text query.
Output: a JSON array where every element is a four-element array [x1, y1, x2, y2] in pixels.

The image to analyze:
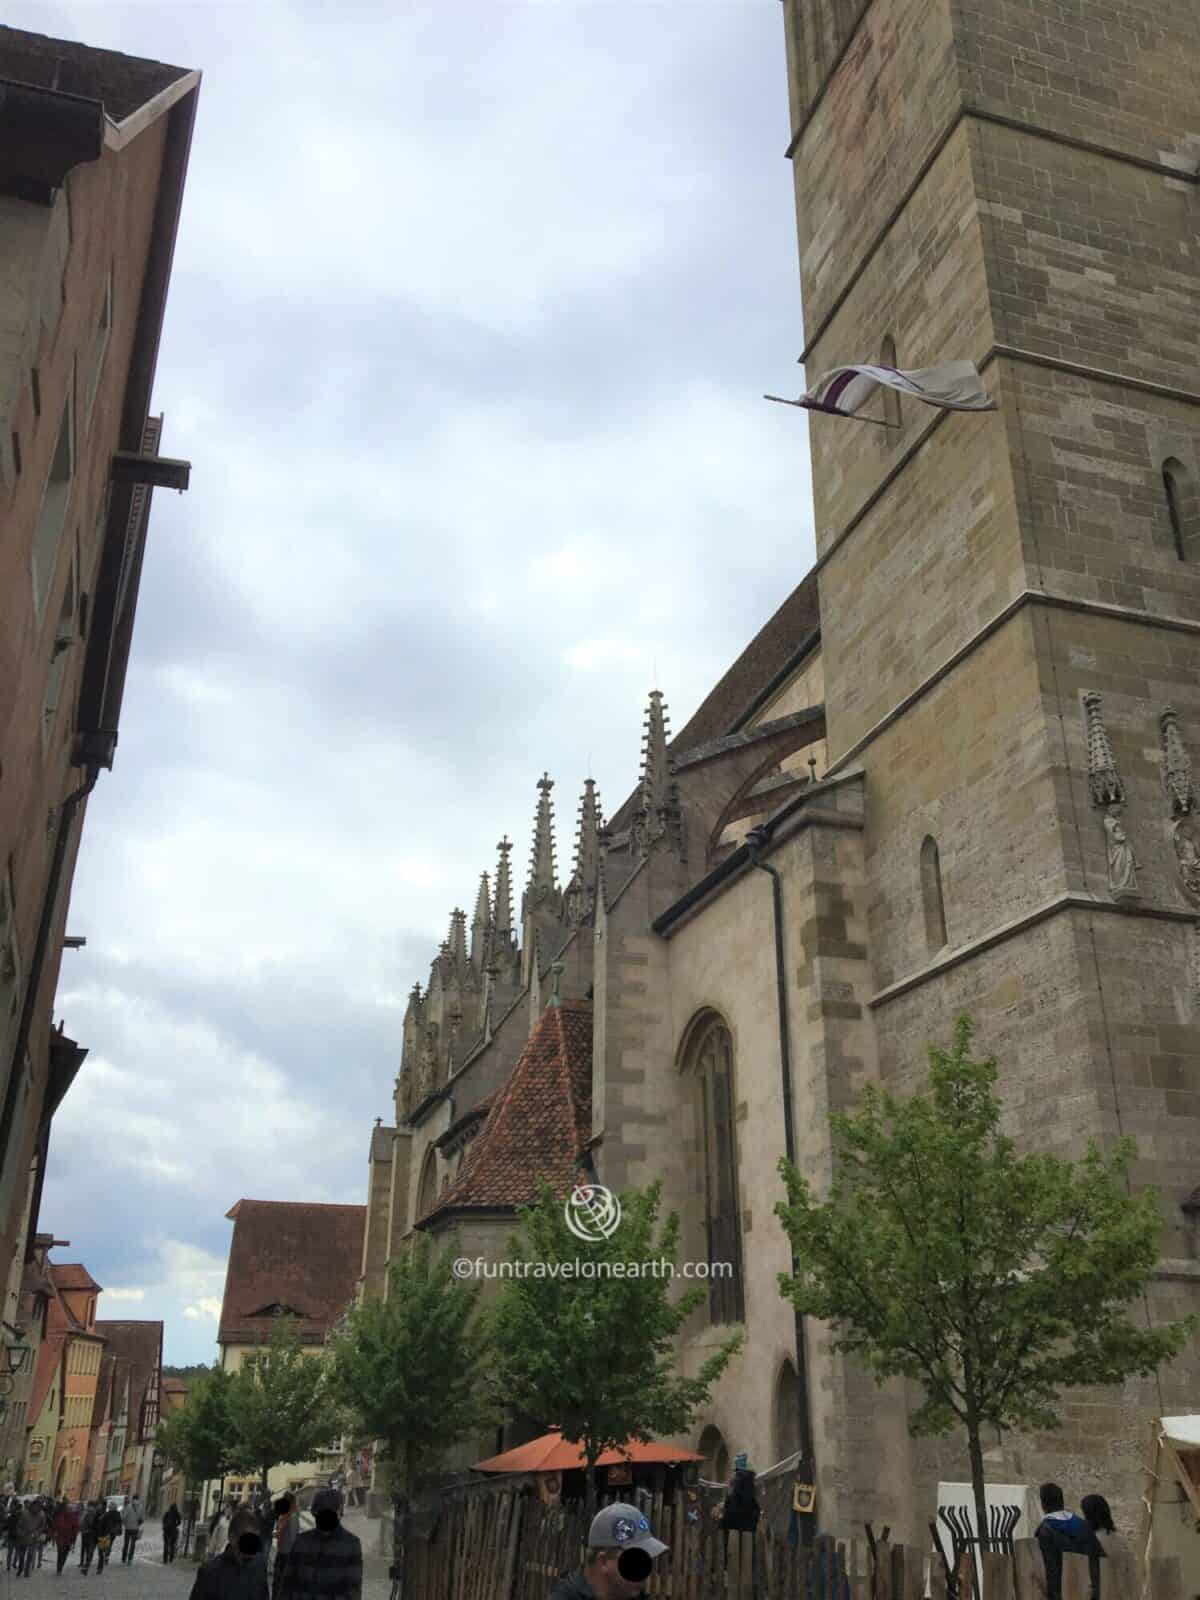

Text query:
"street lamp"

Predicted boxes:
[[5, 1338, 29, 1375]]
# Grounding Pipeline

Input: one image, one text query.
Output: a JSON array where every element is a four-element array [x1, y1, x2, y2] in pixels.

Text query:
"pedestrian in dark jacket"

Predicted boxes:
[[279, 1488, 361, 1600], [189, 1510, 269, 1600], [1035, 1482, 1104, 1600], [549, 1501, 668, 1599], [163, 1502, 182, 1563], [5, 1499, 21, 1571], [52, 1501, 79, 1574], [720, 1453, 761, 1534], [79, 1502, 100, 1572], [96, 1504, 123, 1573]]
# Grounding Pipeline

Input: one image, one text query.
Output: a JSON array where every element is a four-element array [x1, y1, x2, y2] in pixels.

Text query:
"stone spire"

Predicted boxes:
[[523, 773, 561, 916], [575, 778, 602, 888], [493, 837, 515, 944], [632, 689, 683, 856], [1161, 707, 1196, 817], [565, 778, 603, 927], [470, 872, 493, 969], [449, 908, 468, 969], [1083, 691, 1124, 808]]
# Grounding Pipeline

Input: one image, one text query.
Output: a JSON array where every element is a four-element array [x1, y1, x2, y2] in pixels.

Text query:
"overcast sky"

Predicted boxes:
[[12, 0, 816, 1364]]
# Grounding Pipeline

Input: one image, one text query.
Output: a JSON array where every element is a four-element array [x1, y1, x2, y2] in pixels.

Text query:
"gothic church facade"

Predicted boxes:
[[362, 0, 1200, 1540]]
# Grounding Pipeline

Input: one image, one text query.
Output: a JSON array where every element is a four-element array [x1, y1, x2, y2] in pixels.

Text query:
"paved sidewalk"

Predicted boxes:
[[0, 1519, 394, 1600]]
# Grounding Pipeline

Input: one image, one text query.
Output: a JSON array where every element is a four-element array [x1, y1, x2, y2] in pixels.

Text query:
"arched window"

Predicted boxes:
[[697, 1423, 729, 1484], [682, 1015, 745, 1324], [415, 1148, 438, 1221], [920, 836, 947, 954], [880, 335, 901, 433], [774, 1359, 803, 1462], [1164, 458, 1199, 562]]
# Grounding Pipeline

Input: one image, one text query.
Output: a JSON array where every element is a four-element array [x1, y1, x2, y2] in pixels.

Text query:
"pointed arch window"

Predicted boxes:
[[1164, 458, 1199, 563], [774, 1358, 803, 1462], [416, 1148, 438, 1221], [880, 336, 901, 433], [682, 1014, 745, 1324], [920, 836, 947, 954]]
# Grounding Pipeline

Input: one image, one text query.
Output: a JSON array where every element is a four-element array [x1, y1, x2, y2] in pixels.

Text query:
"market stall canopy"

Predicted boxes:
[[1162, 1415, 1200, 1448], [475, 1430, 702, 1474]]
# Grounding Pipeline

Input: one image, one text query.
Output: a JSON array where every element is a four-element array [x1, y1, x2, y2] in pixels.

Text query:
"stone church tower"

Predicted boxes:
[[362, 0, 1199, 1542], [778, 0, 1200, 1531]]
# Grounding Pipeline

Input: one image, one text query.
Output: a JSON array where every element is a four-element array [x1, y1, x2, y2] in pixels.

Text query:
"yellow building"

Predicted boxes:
[[25, 1263, 102, 1496], [212, 1200, 365, 1506]]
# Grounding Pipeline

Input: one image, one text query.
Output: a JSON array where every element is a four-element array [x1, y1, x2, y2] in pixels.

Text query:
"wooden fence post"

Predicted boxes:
[[982, 1550, 1015, 1600], [1148, 1555, 1184, 1600], [1011, 1539, 1046, 1600], [1061, 1552, 1091, 1600]]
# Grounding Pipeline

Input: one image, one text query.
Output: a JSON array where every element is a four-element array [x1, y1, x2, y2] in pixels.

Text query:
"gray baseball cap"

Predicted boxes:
[[587, 1502, 668, 1558]]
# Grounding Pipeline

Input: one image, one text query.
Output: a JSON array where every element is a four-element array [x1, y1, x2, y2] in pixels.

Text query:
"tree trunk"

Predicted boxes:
[[965, 1418, 989, 1559]]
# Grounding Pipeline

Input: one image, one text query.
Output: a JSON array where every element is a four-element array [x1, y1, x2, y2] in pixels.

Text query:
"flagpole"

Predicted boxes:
[[763, 394, 892, 428]]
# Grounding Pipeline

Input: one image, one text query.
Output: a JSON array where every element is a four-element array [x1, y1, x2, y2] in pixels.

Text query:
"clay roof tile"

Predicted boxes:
[[218, 1201, 366, 1347], [421, 999, 592, 1222]]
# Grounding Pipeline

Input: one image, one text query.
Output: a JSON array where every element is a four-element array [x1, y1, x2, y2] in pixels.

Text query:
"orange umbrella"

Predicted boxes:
[[475, 1429, 702, 1474]]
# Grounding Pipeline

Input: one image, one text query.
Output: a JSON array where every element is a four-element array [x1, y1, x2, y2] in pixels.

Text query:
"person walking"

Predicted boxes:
[[31, 1499, 48, 1569], [188, 1508, 269, 1600], [271, 1496, 297, 1597], [549, 1502, 669, 1599], [5, 1496, 21, 1572], [163, 1501, 182, 1563], [95, 1502, 122, 1574], [79, 1501, 100, 1574], [52, 1499, 80, 1574], [120, 1494, 144, 1563], [1035, 1482, 1104, 1600], [278, 1487, 361, 1600], [14, 1499, 36, 1579]]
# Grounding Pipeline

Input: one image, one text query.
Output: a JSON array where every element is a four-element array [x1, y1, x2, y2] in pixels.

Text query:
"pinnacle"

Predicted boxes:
[[527, 771, 559, 895], [574, 777, 603, 886], [470, 871, 493, 967], [494, 836, 514, 937], [450, 908, 468, 968]]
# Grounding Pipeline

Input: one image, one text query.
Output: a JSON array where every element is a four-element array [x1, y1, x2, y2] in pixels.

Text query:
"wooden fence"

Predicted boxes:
[[402, 1489, 1183, 1598]]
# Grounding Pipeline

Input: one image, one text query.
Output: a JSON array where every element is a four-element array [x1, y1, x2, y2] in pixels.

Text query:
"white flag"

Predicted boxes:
[[800, 359, 996, 417]]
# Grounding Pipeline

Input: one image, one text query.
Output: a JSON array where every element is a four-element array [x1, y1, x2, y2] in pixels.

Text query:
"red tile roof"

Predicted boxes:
[[218, 1201, 366, 1347], [95, 1321, 162, 1442], [421, 1000, 592, 1223], [27, 1333, 65, 1432], [49, 1263, 101, 1293]]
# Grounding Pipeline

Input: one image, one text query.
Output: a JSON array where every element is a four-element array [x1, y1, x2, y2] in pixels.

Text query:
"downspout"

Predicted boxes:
[[0, 767, 100, 1196], [745, 824, 816, 1539]]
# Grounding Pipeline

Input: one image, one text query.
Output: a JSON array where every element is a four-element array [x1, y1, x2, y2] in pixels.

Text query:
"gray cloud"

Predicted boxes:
[[11, 0, 818, 1364]]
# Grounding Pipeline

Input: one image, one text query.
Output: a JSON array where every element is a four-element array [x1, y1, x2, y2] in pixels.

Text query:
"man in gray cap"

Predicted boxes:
[[549, 1502, 668, 1598]]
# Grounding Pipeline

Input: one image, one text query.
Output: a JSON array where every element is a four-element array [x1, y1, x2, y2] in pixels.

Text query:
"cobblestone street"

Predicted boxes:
[[0, 1523, 393, 1600]]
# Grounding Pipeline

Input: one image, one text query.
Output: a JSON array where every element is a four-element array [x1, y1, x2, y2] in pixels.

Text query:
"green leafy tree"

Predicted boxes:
[[492, 1179, 742, 1507], [155, 1367, 237, 1509], [225, 1319, 339, 1499], [327, 1234, 495, 1494], [776, 1015, 1194, 1548]]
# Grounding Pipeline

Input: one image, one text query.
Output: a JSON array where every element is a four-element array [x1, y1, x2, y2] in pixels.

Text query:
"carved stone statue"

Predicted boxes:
[[1103, 806, 1138, 900], [1173, 816, 1200, 904]]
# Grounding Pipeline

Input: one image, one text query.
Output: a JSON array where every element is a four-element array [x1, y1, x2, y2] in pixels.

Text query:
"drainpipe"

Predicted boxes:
[[745, 824, 816, 1539], [0, 766, 100, 1201]]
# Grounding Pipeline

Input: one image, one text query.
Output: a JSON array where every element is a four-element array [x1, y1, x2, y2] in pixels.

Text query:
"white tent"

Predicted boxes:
[[1141, 1415, 1200, 1598]]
